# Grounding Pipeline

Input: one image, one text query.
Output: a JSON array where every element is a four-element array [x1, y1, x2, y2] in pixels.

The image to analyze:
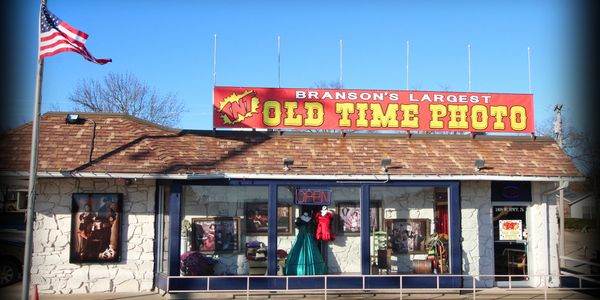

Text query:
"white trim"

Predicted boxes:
[[0, 171, 585, 182]]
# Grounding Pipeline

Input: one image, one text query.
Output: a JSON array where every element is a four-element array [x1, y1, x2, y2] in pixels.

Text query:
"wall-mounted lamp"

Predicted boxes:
[[65, 114, 83, 124], [283, 158, 294, 171], [474, 159, 486, 172], [381, 158, 392, 172]]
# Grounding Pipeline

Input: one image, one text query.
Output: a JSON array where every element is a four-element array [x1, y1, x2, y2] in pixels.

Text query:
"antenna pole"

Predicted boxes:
[[406, 40, 410, 90], [278, 35, 281, 88], [213, 34, 217, 86], [339, 39, 343, 87], [468, 44, 472, 92], [528, 47, 532, 93]]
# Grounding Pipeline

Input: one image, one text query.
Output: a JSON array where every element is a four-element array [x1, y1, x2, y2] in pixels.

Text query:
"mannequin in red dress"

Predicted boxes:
[[315, 205, 335, 241]]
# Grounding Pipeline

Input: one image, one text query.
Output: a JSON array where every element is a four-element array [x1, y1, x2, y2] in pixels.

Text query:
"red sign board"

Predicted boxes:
[[213, 86, 534, 133], [295, 189, 332, 206]]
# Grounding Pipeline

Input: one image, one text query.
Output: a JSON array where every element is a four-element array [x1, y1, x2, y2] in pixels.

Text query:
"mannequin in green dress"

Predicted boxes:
[[284, 212, 326, 275]]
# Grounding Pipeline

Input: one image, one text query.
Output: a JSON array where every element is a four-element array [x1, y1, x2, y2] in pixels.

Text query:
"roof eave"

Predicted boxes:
[[0, 171, 586, 182]]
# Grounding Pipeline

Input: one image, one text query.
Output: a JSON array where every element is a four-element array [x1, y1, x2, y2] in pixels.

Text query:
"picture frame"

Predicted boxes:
[[336, 201, 382, 235], [191, 217, 240, 254], [244, 203, 293, 235], [386, 218, 430, 254], [70, 193, 123, 263]]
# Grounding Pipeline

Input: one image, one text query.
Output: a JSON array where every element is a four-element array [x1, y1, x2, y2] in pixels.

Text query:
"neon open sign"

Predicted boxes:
[[295, 189, 332, 206]]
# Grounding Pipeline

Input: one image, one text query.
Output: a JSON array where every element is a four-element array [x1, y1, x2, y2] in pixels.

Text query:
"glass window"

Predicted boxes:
[[370, 186, 450, 275], [157, 185, 168, 273], [182, 185, 268, 276], [277, 186, 361, 275], [2, 190, 27, 212]]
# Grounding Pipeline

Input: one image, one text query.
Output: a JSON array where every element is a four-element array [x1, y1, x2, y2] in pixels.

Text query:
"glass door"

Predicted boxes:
[[493, 205, 528, 281]]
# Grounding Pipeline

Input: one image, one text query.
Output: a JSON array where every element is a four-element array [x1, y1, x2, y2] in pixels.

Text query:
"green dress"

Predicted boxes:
[[285, 218, 326, 275]]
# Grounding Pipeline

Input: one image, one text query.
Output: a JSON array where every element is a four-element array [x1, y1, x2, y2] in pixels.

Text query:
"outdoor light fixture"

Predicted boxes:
[[65, 114, 83, 124], [283, 158, 294, 171], [381, 158, 392, 172], [474, 159, 486, 172]]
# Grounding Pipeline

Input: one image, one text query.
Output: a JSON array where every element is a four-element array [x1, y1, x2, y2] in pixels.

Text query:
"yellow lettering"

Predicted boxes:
[[510, 106, 527, 131], [304, 102, 324, 127], [429, 104, 446, 129], [489, 106, 508, 130], [262, 100, 281, 127], [447, 105, 469, 129], [470, 105, 488, 130], [371, 103, 399, 128], [356, 103, 369, 127], [335, 103, 354, 127], [400, 104, 419, 128], [283, 101, 302, 126]]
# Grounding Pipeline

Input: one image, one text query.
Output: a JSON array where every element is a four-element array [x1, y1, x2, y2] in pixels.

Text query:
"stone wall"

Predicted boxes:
[[31, 178, 155, 294], [460, 181, 561, 288], [460, 181, 494, 287]]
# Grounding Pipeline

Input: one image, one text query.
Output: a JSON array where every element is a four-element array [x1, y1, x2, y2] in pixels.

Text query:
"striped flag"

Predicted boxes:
[[39, 5, 111, 64]]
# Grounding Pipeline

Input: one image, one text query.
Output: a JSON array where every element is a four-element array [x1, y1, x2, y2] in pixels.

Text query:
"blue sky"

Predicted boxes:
[[6, 0, 582, 133]]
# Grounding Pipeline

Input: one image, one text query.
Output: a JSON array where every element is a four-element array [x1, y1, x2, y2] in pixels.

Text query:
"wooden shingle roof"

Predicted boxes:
[[0, 112, 583, 180]]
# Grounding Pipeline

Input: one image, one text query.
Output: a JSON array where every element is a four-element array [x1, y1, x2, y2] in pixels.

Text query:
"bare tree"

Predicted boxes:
[[313, 80, 343, 89], [69, 72, 186, 127]]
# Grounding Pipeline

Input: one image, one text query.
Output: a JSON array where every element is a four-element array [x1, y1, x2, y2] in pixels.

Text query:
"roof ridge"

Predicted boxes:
[[43, 111, 181, 133]]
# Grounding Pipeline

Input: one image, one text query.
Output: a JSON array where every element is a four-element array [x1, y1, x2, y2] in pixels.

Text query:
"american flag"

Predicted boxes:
[[39, 5, 111, 64]]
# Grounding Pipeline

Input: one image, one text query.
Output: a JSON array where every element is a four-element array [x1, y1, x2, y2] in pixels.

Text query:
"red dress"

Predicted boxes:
[[314, 211, 335, 241]]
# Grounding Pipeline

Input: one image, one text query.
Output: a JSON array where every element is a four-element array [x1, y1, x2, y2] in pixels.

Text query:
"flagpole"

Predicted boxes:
[[22, 2, 46, 299]]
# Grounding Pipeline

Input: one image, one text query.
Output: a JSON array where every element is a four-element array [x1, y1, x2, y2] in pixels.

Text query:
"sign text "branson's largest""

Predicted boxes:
[[213, 87, 534, 133]]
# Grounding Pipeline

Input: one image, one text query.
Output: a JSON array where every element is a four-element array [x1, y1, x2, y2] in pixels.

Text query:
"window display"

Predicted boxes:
[[182, 186, 268, 276], [180, 185, 450, 277], [244, 203, 292, 235], [191, 217, 240, 253], [370, 186, 449, 275], [284, 212, 327, 275], [278, 186, 361, 275], [336, 201, 382, 234]]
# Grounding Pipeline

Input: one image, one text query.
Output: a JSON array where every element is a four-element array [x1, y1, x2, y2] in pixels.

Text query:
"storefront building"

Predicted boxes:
[[0, 88, 583, 294]]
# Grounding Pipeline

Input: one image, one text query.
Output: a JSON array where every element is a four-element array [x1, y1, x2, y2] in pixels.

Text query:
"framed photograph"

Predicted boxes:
[[192, 217, 240, 253], [386, 218, 430, 254], [70, 193, 123, 263], [244, 203, 293, 235], [336, 201, 382, 234]]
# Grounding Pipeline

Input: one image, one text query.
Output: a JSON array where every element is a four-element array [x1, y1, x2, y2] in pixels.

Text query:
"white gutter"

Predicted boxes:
[[0, 171, 586, 182]]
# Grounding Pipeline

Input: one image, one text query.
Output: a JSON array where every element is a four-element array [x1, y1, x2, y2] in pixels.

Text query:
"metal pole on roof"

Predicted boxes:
[[278, 35, 281, 88], [339, 39, 343, 88], [22, 1, 46, 299], [213, 33, 217, 86], [528, 47, 532, 93], [406, 40, 410, 90], [468, 44, 472, 92]]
